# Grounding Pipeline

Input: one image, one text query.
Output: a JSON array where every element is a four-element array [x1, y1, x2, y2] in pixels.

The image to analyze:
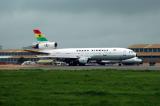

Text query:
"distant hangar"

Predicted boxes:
[[128, 44, 160, 64], [0, 49, 45, 64]]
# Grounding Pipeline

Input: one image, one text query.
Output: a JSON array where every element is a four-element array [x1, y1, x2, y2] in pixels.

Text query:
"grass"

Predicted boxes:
[[0, 69, 160, 106]]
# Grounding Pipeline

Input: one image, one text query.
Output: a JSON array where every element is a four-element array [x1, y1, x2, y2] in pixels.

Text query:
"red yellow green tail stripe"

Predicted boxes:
[[33, 29, 48, 42]]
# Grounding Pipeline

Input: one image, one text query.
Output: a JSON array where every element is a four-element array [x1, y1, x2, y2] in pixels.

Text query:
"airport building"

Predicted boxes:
[[0, 49, 46, 64], [128, 44, 160, 64], [1, 44, 160, 65]]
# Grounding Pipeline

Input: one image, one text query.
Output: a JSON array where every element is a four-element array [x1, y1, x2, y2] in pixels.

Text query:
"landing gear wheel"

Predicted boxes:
[[119, 63, 122, 66]]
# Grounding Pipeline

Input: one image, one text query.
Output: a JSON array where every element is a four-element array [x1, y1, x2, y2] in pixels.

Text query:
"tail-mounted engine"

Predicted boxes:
[[33, 42, 58, 49]]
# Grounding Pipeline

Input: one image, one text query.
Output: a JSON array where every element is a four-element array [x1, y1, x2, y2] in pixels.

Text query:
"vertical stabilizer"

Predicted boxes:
[[33, 29, 48, 42]]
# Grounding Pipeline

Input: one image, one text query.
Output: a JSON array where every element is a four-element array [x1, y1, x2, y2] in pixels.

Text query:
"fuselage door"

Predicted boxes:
[[123, 50, 127, 57]]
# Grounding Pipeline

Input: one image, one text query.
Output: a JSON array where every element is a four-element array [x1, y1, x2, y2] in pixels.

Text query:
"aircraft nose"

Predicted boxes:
[[129, 50, 136, 57], [133, 52, 137, 57]]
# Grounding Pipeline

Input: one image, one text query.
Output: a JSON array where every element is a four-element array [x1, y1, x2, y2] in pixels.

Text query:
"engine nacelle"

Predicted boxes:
[[33, 42, 58, 49], [78, 57, 88, 64]]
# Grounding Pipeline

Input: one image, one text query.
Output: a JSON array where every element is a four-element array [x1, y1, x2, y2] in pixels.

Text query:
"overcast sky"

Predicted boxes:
[[0, 0, 160, 49]]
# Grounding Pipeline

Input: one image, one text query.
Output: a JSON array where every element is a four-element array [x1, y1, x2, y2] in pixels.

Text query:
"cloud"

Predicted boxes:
[[1, 0, 160, 14], [0, 0, 160, 49]]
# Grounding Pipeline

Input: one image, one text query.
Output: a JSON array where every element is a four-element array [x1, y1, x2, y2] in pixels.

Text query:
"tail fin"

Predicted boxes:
[[33, 29, 48, 42]]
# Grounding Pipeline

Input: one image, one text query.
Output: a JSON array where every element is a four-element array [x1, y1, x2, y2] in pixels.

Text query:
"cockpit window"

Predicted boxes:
[[129, 50, 134, 53]]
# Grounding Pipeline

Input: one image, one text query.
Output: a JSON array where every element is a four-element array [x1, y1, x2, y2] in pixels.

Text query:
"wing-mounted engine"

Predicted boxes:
[[78, 57, 89, 64], [33, 42, 58, 49]]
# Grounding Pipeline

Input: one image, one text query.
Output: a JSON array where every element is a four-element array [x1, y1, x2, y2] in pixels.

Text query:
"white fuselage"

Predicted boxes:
[[40, 48, 136, 61], [32, 29, 137, 65]]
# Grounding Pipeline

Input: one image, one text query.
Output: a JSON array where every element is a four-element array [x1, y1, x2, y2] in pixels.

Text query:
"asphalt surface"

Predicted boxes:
[[32, 65, 160, 71], [1, 65, 160, 71]]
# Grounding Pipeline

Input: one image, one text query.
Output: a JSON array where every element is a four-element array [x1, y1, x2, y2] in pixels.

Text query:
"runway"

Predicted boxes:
[[32, 65, 160, 71], [0, 65, 160, 71]]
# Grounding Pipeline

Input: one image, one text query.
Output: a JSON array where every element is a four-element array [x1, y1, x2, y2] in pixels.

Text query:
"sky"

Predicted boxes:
[[0, 0, 160, 49]]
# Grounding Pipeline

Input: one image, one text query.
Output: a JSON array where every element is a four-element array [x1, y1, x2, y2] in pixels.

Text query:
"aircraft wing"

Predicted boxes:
[[36, 55, 79, 59], [24, 49, 49, 55], [24, 49, 79, 59]]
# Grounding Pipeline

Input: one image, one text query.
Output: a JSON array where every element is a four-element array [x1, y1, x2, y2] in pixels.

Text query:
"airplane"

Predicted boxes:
[[99, 57, 142, 65], [121, 57, 143, 65], [29, 29, 137, 66]]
